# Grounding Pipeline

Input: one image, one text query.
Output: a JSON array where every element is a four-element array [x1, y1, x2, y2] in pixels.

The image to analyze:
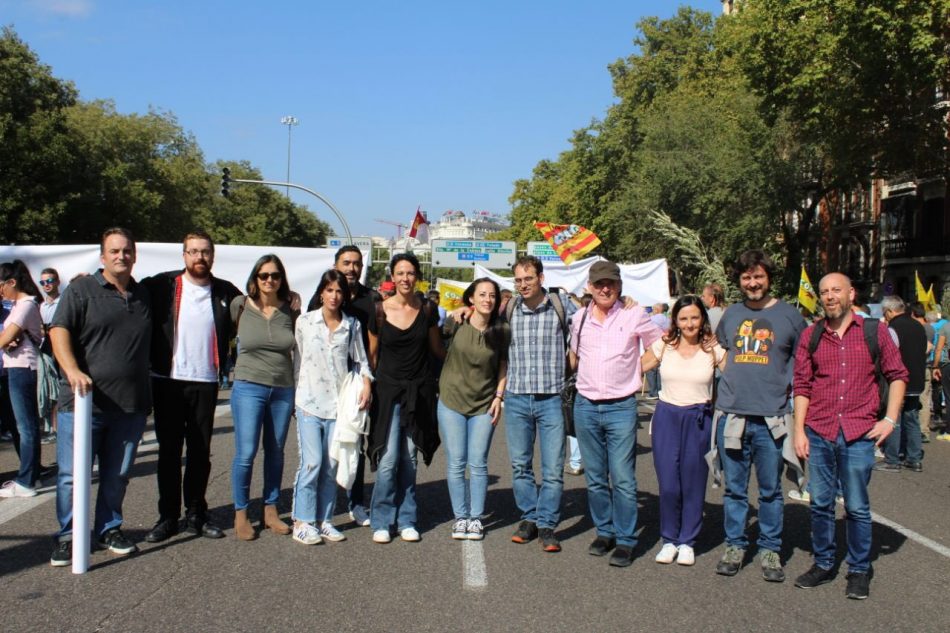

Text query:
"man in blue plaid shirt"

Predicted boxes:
[[505, 256, 577, 553]]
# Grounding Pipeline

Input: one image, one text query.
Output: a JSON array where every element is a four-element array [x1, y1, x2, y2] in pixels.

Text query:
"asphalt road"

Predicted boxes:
[[1, 397, 948, 633]]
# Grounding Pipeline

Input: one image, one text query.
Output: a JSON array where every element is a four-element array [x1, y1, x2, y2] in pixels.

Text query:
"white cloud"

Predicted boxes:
[[29, 0, 94, 18]]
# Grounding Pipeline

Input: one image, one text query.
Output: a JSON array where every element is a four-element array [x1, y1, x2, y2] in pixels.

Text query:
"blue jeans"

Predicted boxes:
[[568, 436, 582, 470], [230, 380, 294, 510], [291, 410, 338, 524], [437, 400, 495, 520], [504, 392, 565, 529], [55, 410, 147, 540], [7, 367, 41, 487], [884, 395, 922, 465], [717, 415, 784, 552], [574, 394, 639, 546], [370, 403, 418, 531], [806, 427, 875, 573]]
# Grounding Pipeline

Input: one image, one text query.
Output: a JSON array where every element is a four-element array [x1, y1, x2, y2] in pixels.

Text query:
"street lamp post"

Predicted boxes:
[[280, 115, 299, 198]]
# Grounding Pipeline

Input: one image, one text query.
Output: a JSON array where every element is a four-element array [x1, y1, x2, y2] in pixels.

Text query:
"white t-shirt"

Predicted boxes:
[[40, 296, 60, 325], [171, 279, 217, 382], [651, 339, 726, 407]]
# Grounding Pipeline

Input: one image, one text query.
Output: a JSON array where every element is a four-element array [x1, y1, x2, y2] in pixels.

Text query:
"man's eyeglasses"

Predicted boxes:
[[184, 249, 213, 258], [39, 278, 58, 286], [257, 272, 283, 282]]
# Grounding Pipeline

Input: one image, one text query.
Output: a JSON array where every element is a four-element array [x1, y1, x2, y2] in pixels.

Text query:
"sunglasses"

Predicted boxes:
[[40, 278, 58, 286], [257, 272, 283, 282]]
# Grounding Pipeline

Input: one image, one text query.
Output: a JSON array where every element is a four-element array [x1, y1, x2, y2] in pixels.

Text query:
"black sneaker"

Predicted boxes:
[[846, 571, 870, 600], [538, 527, 561, 552], [50, 541, 71, 567], [145, 518, 179, 543], [795, 564, 835, 588], [609, 544, 635, 567], [901, 461, 923, 473], [511, 520, 538, 544], [97, 528, 137, 555], [588, 536, 616, 557]]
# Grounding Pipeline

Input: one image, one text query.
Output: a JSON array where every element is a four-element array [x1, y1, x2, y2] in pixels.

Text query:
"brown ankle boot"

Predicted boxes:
[[233, 509, 256, 541], [263, 504, 290, 535]]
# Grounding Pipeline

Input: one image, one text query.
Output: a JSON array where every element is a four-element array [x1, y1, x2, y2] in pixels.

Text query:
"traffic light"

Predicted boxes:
[[221, 167, 231, 197]]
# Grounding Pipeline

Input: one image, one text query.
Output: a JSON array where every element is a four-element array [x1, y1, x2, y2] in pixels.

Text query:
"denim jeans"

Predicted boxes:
[[291, 409, 338, 524], [6, 367, 41, 487], [230, 380, 295, 510], [574, 394, 639, 546], [503, 392, 565, 529], [806, 427, 875, 573], [884, 395, 922, 465], [55, 410, 147, 540], [716, 415, 784, 552], [437, 400, 495, 520], [370, 403, 418, 531]]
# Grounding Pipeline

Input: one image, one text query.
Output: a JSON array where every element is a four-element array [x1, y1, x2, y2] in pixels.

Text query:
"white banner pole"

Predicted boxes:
[[71, 388, 92, 574]]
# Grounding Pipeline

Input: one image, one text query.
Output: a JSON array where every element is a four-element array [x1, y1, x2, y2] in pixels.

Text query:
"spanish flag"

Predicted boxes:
[[534, 222, 601, 264], [409, 207, 429, 244], [798, 266, 818, 314]]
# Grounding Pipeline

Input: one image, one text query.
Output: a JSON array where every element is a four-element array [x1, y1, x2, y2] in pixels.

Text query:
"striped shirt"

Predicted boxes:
[[506, 292, 576, 394], [572, 302, 663, 400]]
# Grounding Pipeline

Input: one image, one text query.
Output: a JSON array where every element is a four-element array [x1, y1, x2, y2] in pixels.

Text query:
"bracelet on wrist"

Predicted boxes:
[[495, 391, 504, 400], [883, 415, 897, 427]]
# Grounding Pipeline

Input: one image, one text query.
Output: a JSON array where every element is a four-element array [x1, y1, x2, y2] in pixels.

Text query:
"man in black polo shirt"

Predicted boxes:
[[307, 245, 379, 526], [48, 228, 152, 567]]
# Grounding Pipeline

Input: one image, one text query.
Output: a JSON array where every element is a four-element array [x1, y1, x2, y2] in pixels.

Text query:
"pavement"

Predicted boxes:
[[1, 396, 949, 633]]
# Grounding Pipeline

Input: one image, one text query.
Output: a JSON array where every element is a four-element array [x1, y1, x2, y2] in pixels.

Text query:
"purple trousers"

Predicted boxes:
[[651, 401, 712, 547]]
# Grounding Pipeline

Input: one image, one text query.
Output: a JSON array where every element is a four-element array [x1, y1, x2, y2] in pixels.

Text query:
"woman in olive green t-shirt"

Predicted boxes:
[[437, 278, 509, 541]]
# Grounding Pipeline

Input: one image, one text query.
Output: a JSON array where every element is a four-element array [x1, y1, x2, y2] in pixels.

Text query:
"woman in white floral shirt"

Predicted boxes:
[[291, 270, 373, 545]]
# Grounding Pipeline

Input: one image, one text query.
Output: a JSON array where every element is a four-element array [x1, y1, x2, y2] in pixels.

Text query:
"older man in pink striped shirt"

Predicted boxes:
[[569, 260, 664, 567]]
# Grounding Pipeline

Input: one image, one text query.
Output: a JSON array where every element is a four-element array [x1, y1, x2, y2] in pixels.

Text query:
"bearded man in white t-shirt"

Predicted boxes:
[[142, 231, 242, 543]]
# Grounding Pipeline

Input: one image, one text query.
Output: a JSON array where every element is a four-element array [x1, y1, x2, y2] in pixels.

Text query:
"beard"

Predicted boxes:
[[186, 261, 211, 279]]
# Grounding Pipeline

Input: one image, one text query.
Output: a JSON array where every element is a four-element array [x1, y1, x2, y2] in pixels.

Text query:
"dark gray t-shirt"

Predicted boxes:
[[51, 270, 152, 413], [715, 298, 806, 416]]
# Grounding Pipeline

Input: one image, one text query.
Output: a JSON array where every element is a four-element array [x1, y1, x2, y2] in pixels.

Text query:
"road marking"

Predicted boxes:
[[462, 540, 487, 590], [0, 404, 232, 527], [871, 510, 950, 559]]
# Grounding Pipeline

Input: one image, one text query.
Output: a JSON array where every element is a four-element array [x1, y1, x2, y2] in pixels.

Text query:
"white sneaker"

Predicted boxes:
[[676, 544, 695, 566], [349, 505, 371, 527], [466, 518, 484, 541], [372, 529, 392, 544], [320, 522, 346, 542], [292, 522, 322, 545], [788, 489, 811, 503], [400, 527, 421, 542], [451, 518, 468, 540], [655, 542, 678, 564], [0, 480, 37, 498]]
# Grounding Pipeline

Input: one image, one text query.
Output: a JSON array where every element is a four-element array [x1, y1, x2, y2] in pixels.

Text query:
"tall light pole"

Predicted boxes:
[[280, 115, 299, 198]]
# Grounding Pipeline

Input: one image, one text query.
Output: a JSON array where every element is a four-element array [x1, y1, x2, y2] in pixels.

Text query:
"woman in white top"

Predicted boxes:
[[291, 269, 372, 545], [640, 295, 726, 566]]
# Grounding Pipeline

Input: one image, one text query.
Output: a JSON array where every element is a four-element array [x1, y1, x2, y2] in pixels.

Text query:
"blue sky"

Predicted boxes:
[[5, 0, 724, 239]]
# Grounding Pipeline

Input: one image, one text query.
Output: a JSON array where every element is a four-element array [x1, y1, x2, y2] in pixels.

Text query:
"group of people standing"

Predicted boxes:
[[0, 232, 912, 602]]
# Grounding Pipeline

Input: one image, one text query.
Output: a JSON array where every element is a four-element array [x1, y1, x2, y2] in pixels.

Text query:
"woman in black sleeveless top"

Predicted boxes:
[[367, 254, 444, 543]]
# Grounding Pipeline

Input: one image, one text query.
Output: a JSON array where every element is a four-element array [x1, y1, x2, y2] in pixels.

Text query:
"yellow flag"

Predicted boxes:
[[436, 278, 468, 311], [415, 281, 430, 294], [533, 222, 601, 264], [798, 266, 818, 313], [925, 284, 938, 312], [915, 271, 928, 304]]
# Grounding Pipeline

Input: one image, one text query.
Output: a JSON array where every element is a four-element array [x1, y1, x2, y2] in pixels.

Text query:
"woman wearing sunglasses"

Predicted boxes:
[[0, 260, 44, 497], [229, 255, 298, 540]]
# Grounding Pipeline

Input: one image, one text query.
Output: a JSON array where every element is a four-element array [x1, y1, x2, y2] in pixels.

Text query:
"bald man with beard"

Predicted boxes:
[[792, 272, 907, 600]]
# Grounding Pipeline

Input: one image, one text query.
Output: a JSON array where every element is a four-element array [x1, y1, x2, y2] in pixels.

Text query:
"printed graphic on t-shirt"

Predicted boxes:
[[733, 318, 774, 364]]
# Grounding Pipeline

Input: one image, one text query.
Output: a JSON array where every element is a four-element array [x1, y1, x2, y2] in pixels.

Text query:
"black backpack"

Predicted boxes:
[[807, 318, 887, 418]]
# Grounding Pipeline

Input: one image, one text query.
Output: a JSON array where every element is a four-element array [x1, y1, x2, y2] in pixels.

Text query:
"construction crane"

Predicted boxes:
[[374, 218, 409, 240]]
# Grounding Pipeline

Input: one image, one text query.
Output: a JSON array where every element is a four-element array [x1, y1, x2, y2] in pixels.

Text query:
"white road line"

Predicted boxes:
[[0, 403, 233, 527], [462, 540, 488, 590], [871, 510, 950, 559]]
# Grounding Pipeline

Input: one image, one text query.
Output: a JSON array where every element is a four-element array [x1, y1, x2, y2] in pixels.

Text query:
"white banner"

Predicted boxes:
[[475, 256, 670, 305], [0, 243, 371, 306]]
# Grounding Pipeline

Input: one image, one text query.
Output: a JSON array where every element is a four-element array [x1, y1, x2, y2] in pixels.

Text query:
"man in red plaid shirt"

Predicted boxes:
[[792, 272, 907, 600]]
